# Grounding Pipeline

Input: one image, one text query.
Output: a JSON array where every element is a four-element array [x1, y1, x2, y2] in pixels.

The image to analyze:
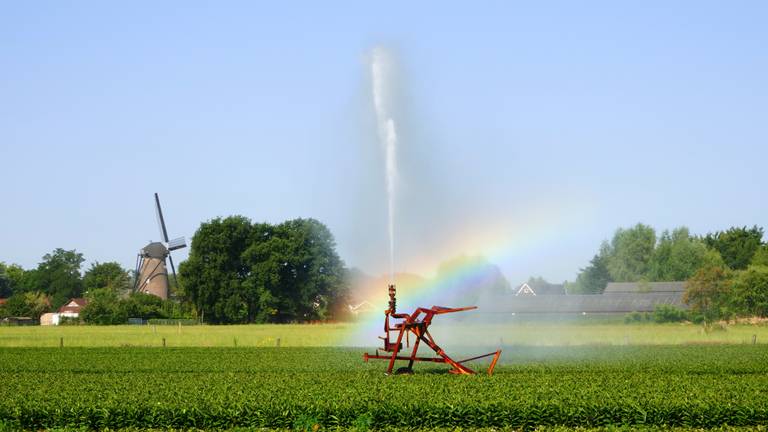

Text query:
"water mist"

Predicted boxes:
[[371, 47, 398, 282]]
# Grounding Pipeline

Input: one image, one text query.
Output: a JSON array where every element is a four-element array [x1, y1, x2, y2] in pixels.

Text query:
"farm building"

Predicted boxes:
[[58, 298, 87, 317], [40, 298, 88, 326], [481, 281, 687, 315], [514, 281, 566, 296]]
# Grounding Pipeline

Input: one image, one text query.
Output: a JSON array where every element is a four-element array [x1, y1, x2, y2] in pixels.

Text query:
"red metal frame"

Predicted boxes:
[[363, 284, 502, 375]]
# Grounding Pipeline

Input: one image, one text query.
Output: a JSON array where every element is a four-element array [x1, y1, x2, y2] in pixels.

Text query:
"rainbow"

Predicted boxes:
[[348, 200, 595, 345]]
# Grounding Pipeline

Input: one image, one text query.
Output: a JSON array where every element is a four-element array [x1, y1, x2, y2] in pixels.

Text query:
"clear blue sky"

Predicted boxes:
[[1, 1, 766, 284]]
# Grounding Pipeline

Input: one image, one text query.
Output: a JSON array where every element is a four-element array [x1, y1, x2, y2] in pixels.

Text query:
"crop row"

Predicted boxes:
[[0, 346, 767, 430]]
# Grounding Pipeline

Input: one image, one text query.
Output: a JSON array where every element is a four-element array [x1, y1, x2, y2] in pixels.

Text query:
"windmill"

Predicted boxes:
[[133, 193, 186, 300]]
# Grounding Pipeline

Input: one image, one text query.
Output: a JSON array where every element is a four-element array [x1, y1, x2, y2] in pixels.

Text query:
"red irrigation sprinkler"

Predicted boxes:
[[363, 284, 502, 375]]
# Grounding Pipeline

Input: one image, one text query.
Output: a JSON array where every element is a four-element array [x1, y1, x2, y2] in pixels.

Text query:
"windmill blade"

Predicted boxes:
[[155, 193, 170, 243], [168, 236, 187, 251], [132, 254, 143, 292], [168, 253, 180, 292]]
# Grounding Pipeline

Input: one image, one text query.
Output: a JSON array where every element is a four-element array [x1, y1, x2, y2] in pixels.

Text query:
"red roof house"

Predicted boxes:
[[58, 298, 88, 314]]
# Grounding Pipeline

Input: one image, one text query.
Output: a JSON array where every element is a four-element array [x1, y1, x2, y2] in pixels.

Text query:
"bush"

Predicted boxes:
[[653, 305, 688, 323]]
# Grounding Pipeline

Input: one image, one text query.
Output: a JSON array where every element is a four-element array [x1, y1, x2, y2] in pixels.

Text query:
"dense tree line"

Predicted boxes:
[[568, 224, 768, 321], [0, 250, 189, 323], [179, 216, 348, 324]]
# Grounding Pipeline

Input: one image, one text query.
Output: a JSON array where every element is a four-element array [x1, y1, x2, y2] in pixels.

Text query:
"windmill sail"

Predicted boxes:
[[135, 193, 186, 300]]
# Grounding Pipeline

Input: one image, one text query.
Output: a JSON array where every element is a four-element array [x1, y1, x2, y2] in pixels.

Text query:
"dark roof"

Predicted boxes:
[[479, 292, 686, 314], [604, 282, 686, 294]]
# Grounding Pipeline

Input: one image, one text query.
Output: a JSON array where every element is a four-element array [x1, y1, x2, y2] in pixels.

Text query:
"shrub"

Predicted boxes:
[[653, 305, 688, 323]]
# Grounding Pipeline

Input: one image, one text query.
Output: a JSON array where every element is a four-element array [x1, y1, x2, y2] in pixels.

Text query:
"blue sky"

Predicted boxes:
[[1, 2, 766, 284]]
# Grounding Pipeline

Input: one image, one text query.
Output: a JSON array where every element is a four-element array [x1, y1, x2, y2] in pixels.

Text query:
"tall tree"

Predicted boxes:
[[179, 216, 254, 324], [648, 227, 724, 281], [83, 262, 130, 293], [606, 223, 656, 282], [243, 219, 346, 323], [32, 249, 85, 308], [571, 241, 612, 294], [0, 263, 13, 298], [683, 266, 734, 322], [731, 265, 768, 318], [703, 226, 764, 270]]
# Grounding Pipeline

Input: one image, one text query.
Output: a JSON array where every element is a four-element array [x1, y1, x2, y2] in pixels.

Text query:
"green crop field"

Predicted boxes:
[[1, 345, 767, 431]]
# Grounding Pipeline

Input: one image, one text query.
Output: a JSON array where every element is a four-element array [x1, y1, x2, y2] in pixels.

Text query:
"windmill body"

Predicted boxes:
[[136, 242, 170, 299], [134, 194, 186, 300]]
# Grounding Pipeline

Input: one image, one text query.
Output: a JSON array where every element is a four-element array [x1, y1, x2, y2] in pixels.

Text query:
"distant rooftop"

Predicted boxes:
[[604, 281, 686, 294]]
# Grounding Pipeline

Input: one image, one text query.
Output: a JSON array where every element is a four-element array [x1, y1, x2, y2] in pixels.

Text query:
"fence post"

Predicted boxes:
[[276, 338, 281, 347], [753, 334, 757, 345], [60, 337, 63, 348], [234, 337, 237, 347], [162, 337, 166, 348]]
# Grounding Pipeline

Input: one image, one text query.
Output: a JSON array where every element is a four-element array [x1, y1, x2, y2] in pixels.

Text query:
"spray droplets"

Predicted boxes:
[[371, 47, 398, 283]]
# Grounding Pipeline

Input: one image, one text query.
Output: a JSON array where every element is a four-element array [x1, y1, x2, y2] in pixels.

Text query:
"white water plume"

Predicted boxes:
[[371, 47, 398, 282]]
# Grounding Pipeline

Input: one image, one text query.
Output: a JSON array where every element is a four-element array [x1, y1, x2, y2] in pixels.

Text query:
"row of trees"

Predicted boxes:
[[568, 225, 764, 294], [0, 251, 136, 320], [568, 224, 768, 321]]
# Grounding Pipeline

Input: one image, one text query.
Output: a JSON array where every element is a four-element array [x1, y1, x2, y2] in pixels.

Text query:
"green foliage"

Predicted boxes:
[[0, 291, 50, 319], [684, 266, 734, 323], [606, 223, 656, 282], [652, 304, 688, 323], [0, 263, 12, 298], [648, 228, 724, 281], [80, 288, 127, 325], [731, 265, 768, 317], [181, 216, 347, 324], [624, 311, 651, 323], [121, 292, 169, 320], [570, 242, 612, 294], [30, 248, 85, 308], [83, 261, 129, 293], [751, 245, 768, 267], [180, 216, 257, 324], [704, 226, 764, 270], [1, 346, 768, 429]]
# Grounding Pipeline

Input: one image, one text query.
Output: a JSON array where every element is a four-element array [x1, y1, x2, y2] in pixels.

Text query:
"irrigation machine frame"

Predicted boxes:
[[363, 284, 502, 375]]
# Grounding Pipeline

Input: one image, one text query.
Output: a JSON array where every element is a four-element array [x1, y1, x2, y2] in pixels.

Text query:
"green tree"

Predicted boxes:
[[683, 266, 734, 323], [80, 288, 126, 325], [83, 262, 130, 293], [31, 249, 85, 308], [606, 223, 656, 282], [121, 292, 169, 320], [180, 216, 255, 324], [570, 242, 612, 294], [648, 227, 724, 281], [703, 226, 764, 270], [0, 291, 50, 319], [0, 263, 13, 298], [731, 265, 768, 317], [244, 219, 346, 323], [751, 245, 768, 267]]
